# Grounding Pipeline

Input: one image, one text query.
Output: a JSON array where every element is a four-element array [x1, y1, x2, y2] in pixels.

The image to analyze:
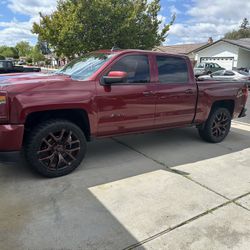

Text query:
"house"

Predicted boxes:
[[192, 38, 250, 70], [153, 38, 213, 66]]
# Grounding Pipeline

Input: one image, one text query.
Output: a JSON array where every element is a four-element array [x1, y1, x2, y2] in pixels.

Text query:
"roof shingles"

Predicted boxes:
[[223, 38, 250, 50], [154, 43, 207, 55]]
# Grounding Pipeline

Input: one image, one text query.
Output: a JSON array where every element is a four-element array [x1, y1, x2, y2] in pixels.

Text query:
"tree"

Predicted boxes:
[[29, 45, 45, 63], [33, 0, 174, 57], [240, 18, 249, 29], [224, 18, 250, 39], [15, 41, 32, 57], [0, 46, 19, 59]]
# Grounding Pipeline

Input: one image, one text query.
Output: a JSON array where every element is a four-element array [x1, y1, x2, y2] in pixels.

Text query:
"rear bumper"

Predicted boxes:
[[238, 108, 247, 118], [0, 124, 24, 151]]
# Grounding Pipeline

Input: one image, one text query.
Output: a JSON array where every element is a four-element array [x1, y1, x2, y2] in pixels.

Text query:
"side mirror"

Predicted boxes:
[[103, 71, 128, 84]]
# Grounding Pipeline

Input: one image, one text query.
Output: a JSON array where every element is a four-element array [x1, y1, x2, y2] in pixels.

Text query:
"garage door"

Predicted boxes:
[[201, 57, 234, 70]]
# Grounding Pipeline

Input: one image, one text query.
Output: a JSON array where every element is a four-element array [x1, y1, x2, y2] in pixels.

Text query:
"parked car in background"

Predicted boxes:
[[198, 70, 250, 87], [194, 62, 225, 77], [0, 60, 41, 74], [18, 60, 25, 65], [237, 67, 249, 73]]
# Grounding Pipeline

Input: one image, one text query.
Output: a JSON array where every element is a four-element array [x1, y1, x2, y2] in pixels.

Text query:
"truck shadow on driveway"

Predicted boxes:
[[0, 127, 249, 249], [0, 127, 249, 182]]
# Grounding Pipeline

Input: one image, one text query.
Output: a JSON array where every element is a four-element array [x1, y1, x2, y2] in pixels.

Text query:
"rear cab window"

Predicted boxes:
[[156, 56, 189, 84]]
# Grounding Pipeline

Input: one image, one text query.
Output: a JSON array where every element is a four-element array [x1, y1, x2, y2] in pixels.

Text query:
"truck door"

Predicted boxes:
[[154, 55, 197, 127], [95, 54, 157, 136]]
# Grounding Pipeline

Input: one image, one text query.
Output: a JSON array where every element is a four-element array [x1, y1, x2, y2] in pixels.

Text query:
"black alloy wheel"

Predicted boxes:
[[211, 111, 230, 138], [38, 129, 81, 171], [25, 120, 87, 177], [198, 107, 231, 143]]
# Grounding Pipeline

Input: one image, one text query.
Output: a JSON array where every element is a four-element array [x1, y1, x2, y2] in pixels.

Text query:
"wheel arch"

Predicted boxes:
[[210, 100, 235, 117], [24, 109, 91, 141]]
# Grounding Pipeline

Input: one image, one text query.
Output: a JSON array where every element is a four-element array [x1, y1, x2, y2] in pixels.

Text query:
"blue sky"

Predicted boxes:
[[0, 0, 249, 46]]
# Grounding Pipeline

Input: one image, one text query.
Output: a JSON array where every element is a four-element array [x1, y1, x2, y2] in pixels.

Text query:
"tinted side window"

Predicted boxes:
[[109, 55, 150, 84], [7, 62, 12, 68], [212, 71, 224, 76], [156, 56, 188, 83], [224, 71, 235, 76]]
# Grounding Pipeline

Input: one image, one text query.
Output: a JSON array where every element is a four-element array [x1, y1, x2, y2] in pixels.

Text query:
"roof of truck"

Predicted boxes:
[[93, 49, 190, 58]]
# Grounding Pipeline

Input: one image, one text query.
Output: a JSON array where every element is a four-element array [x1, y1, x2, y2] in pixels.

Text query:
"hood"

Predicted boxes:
[[0, 72, 72, 92]]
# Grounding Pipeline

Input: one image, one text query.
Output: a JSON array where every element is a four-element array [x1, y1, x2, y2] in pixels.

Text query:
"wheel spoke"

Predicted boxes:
[[217, 127, 222, 136], [65, 147, 80, 153], [58, 153, 69, 167], [48, 153, 58, 169], [68, 139, 80, 146], [42, 138, 53, 147], [65, 151, 77, 161], [49, 132, 58, 142], [58, 129, 66, 141], [39, 152, 56, 161], [37, 147, 51, 154], [65, 131, 73, 143]]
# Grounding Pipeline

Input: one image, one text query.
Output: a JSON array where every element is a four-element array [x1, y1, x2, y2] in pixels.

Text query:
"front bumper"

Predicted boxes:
[[0, 124, 24, 151]]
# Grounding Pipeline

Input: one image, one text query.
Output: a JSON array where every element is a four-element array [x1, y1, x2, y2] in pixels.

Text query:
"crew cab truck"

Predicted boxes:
[[0, 50, 248, 177], [0, 60, 41, 74]]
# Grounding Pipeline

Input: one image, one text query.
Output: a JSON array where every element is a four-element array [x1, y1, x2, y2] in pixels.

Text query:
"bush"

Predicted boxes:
[[26, 57, 32, 64]]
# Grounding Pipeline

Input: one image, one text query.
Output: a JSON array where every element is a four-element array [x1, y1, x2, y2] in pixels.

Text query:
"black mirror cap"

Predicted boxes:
[[102, 76, 124, 84]]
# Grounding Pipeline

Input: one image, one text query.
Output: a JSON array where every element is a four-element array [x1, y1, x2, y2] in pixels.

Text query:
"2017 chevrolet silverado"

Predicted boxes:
[[0, 50, 248, 177]]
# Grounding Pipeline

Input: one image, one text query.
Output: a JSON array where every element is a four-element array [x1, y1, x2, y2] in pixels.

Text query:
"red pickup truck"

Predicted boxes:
[[0, 50, 248, 177]]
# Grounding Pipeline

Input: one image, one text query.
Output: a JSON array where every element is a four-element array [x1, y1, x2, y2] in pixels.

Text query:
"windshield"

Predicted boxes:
[[55, 53, 115, 80], [196, 63, 205, 68], [238, 71, 249, 76]]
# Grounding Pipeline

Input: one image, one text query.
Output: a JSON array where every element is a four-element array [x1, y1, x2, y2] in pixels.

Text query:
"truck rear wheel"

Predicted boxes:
[[25, 120, 87, 177], [198, 107, 231, 143]]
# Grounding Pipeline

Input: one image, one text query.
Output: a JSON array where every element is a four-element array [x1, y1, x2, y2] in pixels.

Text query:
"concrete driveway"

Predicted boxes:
[[0, 108, 250, 249]]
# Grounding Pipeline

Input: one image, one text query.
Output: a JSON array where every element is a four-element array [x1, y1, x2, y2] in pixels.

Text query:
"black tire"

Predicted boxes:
[[198, 107, 231, 143], [25, 119, 87, 177]]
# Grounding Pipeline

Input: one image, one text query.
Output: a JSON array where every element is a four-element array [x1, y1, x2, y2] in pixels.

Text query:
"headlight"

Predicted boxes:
[[0, 91, 9, 123]]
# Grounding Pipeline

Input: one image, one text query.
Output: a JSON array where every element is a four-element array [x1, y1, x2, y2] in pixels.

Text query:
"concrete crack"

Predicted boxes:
[[113, 138, 250, 212], [123, 192, 250, 250]]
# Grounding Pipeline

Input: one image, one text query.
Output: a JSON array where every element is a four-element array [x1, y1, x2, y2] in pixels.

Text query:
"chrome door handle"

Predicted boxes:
[[185, 89, 194, 94], [143, 91, 155, 96]]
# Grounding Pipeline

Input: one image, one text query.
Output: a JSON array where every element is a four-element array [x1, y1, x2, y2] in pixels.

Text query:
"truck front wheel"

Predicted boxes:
[[198, 107, 231, 143], [25, 120, 87, 177]]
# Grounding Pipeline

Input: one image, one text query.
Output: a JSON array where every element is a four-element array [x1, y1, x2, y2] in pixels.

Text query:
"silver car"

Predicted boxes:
[[198, 70, 250, 86]]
